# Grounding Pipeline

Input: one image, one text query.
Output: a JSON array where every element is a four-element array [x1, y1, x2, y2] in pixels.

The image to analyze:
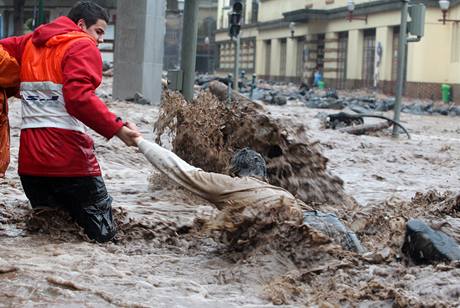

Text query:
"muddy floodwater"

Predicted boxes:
[[1, 82, 460, 307]]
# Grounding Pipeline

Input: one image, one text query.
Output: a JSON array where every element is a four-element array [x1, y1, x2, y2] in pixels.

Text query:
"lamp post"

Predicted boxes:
[[347, 0, 355, 20], [229, 0, 243, 91], [289, 22, 296, 39], [439, 0, 449, 24], [392, 0, 409, 137], [180, 0, 199, 101], [438, 0, 460, 24], [346, 0, 368, 23]]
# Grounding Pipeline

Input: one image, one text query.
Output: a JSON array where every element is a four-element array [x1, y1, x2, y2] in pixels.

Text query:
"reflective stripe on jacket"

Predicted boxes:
[[20, 81, 85, 132], [20, 33, 91, 132]]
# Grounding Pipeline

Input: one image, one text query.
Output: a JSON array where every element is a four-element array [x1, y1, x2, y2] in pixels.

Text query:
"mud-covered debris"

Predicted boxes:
[[154, 85, 355, 210], [350, 190, 460, 262], [324, 112, 411, 139]]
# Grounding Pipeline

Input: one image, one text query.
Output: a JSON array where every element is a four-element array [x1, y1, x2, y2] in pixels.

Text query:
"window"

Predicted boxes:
[[337, 32, 348, 89], [217, 38, 256, 72], [296, 37, 306, 78], [316, 34, 325, 71], [218, 42, 234, 70], [362, 29, 376, 88]]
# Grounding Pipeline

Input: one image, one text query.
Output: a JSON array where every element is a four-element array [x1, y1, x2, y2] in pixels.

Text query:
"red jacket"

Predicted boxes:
[[0, 16, 123, 177]]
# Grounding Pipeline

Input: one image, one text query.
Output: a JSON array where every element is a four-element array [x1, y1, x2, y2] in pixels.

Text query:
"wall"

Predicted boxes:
[[215, 0, 460, 101], [258, 0, 308, 22]]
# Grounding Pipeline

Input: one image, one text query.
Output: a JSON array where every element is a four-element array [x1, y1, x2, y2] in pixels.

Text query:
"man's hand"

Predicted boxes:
[[116, 122, 141, 146], [124, 122, 144, 145]]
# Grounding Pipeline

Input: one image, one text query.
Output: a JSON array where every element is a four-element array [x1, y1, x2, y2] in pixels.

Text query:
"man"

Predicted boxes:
[[130, 131, 365, 253], [0, 45, 20, 177], [0, 1, 140, 242]]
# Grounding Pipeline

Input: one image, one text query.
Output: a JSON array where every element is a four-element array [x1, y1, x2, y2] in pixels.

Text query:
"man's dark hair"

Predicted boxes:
[[68, 1, 110, 27], [229, 148, 267, 178]]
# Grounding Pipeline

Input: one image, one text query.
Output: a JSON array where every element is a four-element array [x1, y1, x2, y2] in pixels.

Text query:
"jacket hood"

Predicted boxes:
[[31, 16, 86, 47]]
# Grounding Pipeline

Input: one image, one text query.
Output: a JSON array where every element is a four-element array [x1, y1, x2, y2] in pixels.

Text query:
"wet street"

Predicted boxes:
[[1, 81, 460, 307]]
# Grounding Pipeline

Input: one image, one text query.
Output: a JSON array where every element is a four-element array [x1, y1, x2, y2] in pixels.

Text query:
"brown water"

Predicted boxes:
[[155, 90, 354, 210], [1, 81, 460, 307]]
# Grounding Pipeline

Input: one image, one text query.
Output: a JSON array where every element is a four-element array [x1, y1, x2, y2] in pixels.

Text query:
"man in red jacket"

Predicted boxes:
[[0, 1, 140, 242]]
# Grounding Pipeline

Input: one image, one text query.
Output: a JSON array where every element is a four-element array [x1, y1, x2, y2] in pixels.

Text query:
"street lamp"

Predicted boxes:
[[438, 0, 460, 24], [439, 0, 449, 24], [178, 0, 185, 11], [347, 0, 355, 12], [346, 0, 368, 23], [289, 22, 296, 39]]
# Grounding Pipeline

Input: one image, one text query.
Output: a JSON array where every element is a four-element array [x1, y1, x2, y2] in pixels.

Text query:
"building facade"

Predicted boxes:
[[164, 0, 219, 73], [216, 0, 460, 102]]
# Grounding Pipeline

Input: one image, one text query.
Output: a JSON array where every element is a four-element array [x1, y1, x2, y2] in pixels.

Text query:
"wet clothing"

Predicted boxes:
[[137, 139, 305, 223], [0, 16, 123, 177], [20, 175, 116, 242], [0, 45, 20, 177], [0, 16, 121, 242], [137, 140, 368, 252]]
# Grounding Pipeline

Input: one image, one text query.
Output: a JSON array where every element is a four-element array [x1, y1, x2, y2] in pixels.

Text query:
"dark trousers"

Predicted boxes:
[[20, 175, 116, 243]]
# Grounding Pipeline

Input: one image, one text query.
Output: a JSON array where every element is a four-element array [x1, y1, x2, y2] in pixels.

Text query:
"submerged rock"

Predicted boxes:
[[402, 219, 460, 264]]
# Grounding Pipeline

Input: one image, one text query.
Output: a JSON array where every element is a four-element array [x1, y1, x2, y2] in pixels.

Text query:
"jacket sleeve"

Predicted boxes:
[[61, 39, 123, 139], [0, 34, 32, 65], [0, 45, 19, 89], [137, 139, 230, 201]]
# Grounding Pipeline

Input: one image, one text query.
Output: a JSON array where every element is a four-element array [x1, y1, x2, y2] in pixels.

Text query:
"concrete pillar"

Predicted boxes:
[[376, 26, 393, 82], [286, 37, 297, 77], [113, 0, 165, 105], [347, 29, 363, 80], [181, 0, 199, 100], [255, 39, 265, 76], [270, 38, 281, 76]]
